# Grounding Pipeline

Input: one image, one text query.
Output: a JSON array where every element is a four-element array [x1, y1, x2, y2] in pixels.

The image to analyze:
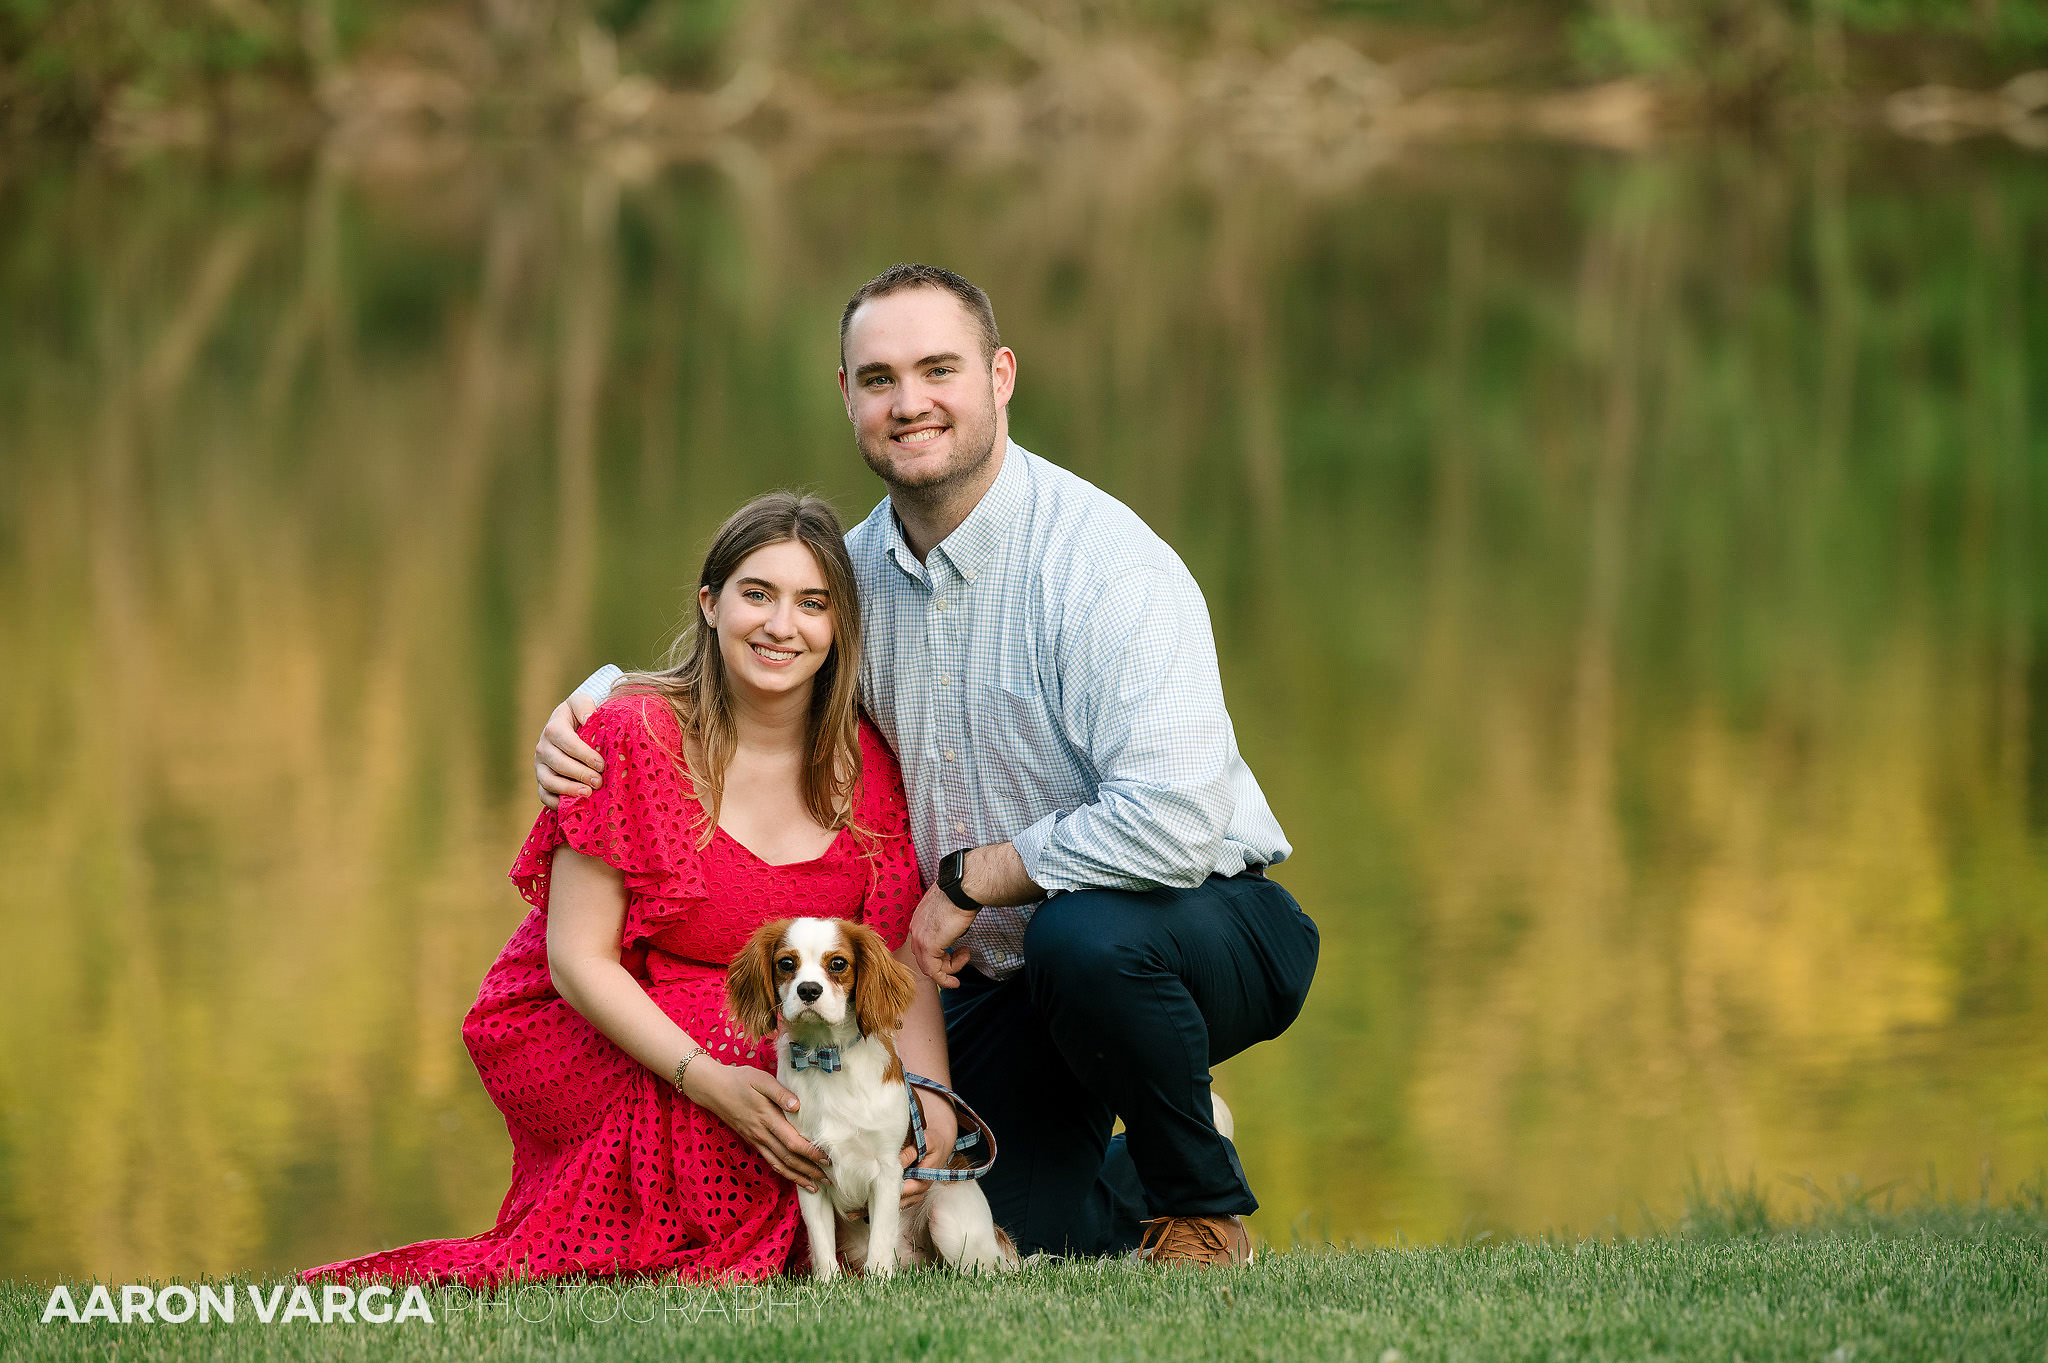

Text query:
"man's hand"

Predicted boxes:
[[906, 884, 977, 988], [536, 692, 602, 809], [897, 1088, 958, 1213]]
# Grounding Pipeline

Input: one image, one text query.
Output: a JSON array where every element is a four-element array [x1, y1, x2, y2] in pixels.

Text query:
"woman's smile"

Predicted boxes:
[[748, 641, 801, 666]]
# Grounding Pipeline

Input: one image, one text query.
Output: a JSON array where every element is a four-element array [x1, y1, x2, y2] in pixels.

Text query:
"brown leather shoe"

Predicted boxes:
[[1136, 1214, 1253, 1267]]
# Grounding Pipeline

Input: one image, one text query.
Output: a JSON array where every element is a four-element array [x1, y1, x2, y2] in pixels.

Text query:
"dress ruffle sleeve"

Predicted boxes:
[[855, 719, 922, 952], [510, 693, 709, 934]]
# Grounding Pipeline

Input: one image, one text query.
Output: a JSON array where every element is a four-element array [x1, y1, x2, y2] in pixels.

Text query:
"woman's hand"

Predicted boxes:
[[685, 1060, 831, 1192], [884, 934, 960, 1215], [898, 1088, 958, 1212]]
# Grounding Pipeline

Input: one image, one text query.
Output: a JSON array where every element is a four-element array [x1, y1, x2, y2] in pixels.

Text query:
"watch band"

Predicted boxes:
[[938, 849, 981, 914]]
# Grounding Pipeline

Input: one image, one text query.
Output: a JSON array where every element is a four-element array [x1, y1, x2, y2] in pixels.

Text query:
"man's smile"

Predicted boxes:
[[893, 425, 947, 446]]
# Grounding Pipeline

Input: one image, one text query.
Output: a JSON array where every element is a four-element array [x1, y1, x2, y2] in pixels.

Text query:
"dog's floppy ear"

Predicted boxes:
[[846, 920, 920, 1039], [726, 919, 791, 1042]]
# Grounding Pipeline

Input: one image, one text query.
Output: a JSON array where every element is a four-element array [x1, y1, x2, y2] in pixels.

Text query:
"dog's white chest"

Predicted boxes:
[[780, 1044, 910, 1211]]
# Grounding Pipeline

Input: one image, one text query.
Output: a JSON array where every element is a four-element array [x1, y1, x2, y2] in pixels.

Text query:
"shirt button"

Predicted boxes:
[[953, 821, 966, 836], [935, 600, 949, 612], [937, 674, 950, 686], [944, 749, 956, 762]]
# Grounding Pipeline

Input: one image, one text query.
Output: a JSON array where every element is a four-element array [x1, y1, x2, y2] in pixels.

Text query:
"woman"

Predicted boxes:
[[302, 492, 952, 1286]]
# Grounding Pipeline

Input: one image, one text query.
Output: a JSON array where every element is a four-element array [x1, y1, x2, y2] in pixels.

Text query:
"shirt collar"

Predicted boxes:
[[932, 439, 1031, 583], [882, 439, 1031, 585], [883, 504, 924, 583]]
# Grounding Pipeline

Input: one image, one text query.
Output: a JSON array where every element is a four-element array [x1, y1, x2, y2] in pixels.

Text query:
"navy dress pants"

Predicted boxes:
[[941, 870, 1319, 1257]]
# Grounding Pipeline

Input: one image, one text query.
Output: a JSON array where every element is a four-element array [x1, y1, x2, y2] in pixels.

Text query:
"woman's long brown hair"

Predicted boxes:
[[615, 492, 865, 848]]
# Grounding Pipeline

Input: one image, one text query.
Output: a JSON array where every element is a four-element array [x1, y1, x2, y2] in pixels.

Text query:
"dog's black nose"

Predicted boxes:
[[795, 982, 823, 1004]]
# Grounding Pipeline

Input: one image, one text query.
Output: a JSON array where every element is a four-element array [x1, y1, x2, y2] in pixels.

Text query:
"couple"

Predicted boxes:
[[304, 264, 1318, 1286]]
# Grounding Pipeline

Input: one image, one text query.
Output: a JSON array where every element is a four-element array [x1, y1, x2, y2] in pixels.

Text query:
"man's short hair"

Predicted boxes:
[[839, 263, 1001, 369]]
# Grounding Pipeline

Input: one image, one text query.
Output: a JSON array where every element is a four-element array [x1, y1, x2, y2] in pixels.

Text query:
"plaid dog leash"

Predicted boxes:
[[902, 1072, 998, 1182]]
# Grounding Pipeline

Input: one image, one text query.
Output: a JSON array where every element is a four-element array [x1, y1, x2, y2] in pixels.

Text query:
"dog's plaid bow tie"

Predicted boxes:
[[788, 1042, 842, 1073]]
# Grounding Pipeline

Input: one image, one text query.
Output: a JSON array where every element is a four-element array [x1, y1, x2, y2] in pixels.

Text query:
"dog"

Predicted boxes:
[[726, 916, 1019, 1280]]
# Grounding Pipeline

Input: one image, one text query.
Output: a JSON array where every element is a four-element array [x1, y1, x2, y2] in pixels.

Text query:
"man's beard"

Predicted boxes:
[[857, 397, 1001, 505]]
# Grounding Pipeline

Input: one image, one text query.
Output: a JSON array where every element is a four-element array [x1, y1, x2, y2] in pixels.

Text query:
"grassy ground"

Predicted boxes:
[[6, 1190, 2045, 1361]]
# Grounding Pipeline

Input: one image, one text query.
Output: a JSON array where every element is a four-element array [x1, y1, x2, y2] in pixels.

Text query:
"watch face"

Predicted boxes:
[[939, 851, 976, 909]]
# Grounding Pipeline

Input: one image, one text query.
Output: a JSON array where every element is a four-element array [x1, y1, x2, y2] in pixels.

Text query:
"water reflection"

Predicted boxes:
[[0, 136, 2042, 1281]]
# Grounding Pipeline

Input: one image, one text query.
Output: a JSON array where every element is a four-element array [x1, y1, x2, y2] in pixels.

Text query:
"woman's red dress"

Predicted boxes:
[[301, 693, 922, 1287]]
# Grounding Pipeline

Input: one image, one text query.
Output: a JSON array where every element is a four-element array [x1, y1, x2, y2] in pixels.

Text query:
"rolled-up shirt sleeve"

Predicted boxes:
[[1009, 566, 1237, 894], [576, 664, 625, 705]]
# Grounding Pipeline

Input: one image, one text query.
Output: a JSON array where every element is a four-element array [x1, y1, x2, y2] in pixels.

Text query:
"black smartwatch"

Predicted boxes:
[[937, 849, 982, 914]]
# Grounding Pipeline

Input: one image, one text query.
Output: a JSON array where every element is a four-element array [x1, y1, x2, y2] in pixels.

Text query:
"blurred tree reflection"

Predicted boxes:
[[0, 134, 2041, 1277], [5, 0, 2046, 138]]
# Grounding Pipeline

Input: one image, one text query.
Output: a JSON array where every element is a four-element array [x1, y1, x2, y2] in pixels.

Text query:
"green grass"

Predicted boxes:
[[6, 1188, 2046, 1361]]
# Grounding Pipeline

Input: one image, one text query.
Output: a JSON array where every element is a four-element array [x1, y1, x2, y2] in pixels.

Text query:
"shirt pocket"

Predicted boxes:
[[974, 680, 1093, 813]]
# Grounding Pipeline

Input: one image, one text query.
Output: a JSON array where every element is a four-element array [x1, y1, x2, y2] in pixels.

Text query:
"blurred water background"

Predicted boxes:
[[2, 0, 2046, 1285]]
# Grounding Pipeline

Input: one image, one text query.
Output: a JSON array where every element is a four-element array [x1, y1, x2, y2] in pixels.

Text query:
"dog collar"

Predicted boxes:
[[788, 1042, 842, 1073]]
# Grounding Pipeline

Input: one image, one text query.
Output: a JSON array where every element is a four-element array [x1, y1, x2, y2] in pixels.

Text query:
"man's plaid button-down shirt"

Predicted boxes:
[[849, 441, 1290, 981]]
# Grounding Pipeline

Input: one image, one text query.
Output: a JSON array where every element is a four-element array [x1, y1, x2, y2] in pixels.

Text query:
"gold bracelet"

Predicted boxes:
[[672, 1046, 706, 1095]]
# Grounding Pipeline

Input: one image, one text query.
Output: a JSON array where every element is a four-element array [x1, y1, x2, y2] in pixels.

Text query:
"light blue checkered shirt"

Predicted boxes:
[[581, 440, 1290, 980]]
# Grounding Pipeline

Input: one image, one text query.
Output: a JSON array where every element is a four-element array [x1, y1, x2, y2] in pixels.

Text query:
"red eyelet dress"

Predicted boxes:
[[300, 693, 922, 1287]]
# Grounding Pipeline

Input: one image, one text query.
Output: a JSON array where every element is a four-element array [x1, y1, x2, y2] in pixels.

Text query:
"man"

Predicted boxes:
[[534, 263, 1318, 1266]]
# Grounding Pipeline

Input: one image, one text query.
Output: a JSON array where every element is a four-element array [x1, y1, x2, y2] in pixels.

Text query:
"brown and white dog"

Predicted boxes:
[[726, 916, 1018, 1280]]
